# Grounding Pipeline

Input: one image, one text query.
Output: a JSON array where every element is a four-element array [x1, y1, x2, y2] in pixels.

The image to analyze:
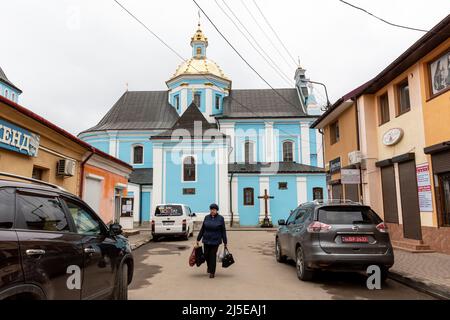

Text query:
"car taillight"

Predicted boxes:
[[307, 221, 331, 233], [182, 219, 186, 224], [182, 219, 187, 231], [376, 222, 388, 233], [151, 220, 155, 232]]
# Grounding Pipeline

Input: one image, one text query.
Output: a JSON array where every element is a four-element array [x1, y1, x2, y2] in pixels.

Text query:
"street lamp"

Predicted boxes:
[[300, 79, 332, 110]]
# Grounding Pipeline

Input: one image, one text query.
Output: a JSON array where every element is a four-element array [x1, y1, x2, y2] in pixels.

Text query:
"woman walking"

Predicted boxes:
[[196, 203, 228, 278]]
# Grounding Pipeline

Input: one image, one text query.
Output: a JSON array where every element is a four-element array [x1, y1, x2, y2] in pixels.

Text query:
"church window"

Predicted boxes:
[[243, 188, 254, 206], [278, 182, 288, 190], [244, 140, 255, 163], [196, 47, 202, 55], [282, 141, 294, 162], [194, 92, 201, 108], [133, 145, 144, 164], [174, 95, 180, 110], [183, 156, 196, 182], [215, 95, 220, 110], [4, 89, 8, 99], [313, 187, 324, 200]]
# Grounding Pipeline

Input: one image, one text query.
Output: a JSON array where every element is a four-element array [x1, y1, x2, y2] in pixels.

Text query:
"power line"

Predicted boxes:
[[251, 0, 298, 66], [213, 0, 292, 85], [111, 0, 323, 157], [193, 0, 306, 114], [339, 0, 429, 33], [239, 0, 296, 71], [219, 0, 293, 85]]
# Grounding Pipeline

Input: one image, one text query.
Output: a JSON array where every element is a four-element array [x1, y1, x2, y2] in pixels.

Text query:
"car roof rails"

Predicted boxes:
[[311, 199, 362, 205], [0, 172, 67, 192]]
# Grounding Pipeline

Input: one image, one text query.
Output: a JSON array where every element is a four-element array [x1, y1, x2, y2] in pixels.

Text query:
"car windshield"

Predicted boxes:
[[155, 205, 183, 216], [318, 206, 382, 225]]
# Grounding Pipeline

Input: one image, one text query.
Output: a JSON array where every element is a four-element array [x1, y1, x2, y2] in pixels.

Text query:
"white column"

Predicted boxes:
[[265, 122, 274, 162], [220, 122, 235, 163], [108, 131, 118, 157], [231, 176, 239, 223], [217, 146, 230, 220], [300, 122, 310, 165], [296, 176, 307, 206], [259, 176, 270, 221], [127, 183, 141, 223], [181, 88, 188, 113], [316, 130, 324, 168], [151, 146, 163, 212], [205, 88, 214, 123]]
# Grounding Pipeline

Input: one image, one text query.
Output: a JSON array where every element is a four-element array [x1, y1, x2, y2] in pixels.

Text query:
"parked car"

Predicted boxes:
[[0, 173, 133, 300], [275, 200, 394, 281], [151, 204, 195, 241]]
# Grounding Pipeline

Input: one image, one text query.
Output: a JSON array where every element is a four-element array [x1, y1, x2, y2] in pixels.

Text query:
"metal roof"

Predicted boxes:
[[228, 162, 325, 174], [0, 66, 22, 93], [219, 88, 308, 119], [80, 91, 180, 133], [129, 168, 153, 185]]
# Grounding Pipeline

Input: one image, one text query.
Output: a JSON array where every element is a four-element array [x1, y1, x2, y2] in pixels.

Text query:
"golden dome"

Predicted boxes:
[[170, 57, 229, 81]]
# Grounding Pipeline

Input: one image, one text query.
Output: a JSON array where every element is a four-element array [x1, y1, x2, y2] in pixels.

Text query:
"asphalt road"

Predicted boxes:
[[128, 230, 433, 300]]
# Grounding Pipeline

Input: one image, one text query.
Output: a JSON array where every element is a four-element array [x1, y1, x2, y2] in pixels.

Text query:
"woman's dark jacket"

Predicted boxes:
[[197, 214, 227, 245]]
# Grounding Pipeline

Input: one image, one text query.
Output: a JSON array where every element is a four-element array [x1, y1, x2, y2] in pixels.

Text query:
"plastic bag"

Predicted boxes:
[[217, 248, 224, 262]]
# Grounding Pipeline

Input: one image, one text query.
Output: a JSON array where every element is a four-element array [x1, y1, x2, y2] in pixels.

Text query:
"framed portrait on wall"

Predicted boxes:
[[429, 49, 450, 97]]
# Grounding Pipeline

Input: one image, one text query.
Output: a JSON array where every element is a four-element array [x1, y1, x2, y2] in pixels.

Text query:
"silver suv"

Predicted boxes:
[[275, 200, 394, 281]]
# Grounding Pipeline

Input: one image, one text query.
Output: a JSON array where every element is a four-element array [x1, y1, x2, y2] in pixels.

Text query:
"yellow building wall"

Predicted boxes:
[[0, 102, 87, 195]]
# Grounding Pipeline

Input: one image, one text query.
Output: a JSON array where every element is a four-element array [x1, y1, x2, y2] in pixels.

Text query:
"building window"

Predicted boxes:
[[183, 156, 196, 181], [174, 95, 180, 110], [196, 47, 202, 55], [11, 93, 15, 102], [282, 141, 294, 162], [243, 187, 254, 206], [330, 121, 340, 144], [278, 182, 288, 190], [428, 50, 450, 98], [244, 140, 255, 163], [215, 95, 220, 110], [183, 188, 196, 195], [397, 80, 411, 115], [4, 89, 8, 99], [32, 166, 47, 181], [194, 92, 201, 108], [133, 145, 144, 164], [313, 187, 323, 200], [378, 93, 390, 125]]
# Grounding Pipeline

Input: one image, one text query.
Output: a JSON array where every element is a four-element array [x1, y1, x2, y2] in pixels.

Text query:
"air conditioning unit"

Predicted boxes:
[[348, 150, 363, 165], [57, 159, 76, 177]]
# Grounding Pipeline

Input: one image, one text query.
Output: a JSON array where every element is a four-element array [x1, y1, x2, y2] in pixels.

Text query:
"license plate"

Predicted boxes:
[[163, 221, 174, 225], [342, 236, 369, 243]]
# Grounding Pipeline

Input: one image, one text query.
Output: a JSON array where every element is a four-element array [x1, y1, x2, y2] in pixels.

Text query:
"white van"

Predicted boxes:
[[151, 204, 196, 241]]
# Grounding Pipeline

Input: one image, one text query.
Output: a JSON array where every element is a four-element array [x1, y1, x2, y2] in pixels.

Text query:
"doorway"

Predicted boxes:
[[438, 173, 450, 226]]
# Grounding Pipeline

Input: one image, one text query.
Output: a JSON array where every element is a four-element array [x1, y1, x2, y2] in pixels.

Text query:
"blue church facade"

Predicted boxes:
[[78, 24, 326, 226]]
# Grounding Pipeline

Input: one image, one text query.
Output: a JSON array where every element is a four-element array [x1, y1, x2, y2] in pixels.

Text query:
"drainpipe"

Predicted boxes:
[[79, 150, 94, 198], [353, 97, 364, 203], [139, 184, 143, 226]]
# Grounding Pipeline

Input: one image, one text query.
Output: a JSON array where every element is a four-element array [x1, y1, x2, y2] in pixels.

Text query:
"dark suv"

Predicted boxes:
[[0, 173, 133, 300], [275, 200, 394, 281]]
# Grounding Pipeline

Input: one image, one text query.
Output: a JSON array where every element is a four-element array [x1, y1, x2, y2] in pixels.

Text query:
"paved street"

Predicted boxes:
[[129, 230, 433, 300]]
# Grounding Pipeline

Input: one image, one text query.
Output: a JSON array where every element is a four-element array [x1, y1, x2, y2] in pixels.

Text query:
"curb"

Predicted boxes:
[[130, 235, 153, 251], [389, 271, 450, 300]]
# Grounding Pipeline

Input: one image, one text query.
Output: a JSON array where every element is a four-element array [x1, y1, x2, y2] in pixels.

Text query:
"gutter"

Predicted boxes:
[[229, 172, 234, 227]]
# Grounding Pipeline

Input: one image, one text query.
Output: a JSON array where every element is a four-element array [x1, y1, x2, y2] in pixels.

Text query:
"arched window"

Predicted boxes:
[[133, 145, 144, 164], [196, 47, 202, 55], [243, 188, 254, 206], [244, 140, 254, 163], [313, 187, 323, 200], [282, 141, 294, 162], [183, 156, 196, 182]]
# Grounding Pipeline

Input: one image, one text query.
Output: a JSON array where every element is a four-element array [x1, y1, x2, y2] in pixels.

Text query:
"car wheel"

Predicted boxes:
[[275, 238, 286, 263], [380, 266, 389, 283], [114, 263, 128, 300], [296, 246, 314, 281], [152, 235, 159, 242]]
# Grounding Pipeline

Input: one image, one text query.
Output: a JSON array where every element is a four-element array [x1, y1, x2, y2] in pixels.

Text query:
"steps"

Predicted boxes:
[[391, 239, 435, 253]]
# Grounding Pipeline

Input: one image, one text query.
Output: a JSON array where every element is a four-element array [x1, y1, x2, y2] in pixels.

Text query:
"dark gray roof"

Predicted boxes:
[[129, 168, 153, 185], [81, 91, 179, 133], [228, 162, 325, 174], [220, 88, 308, 118], [152, 102, 226, 139], [0, 66, 22, 93]]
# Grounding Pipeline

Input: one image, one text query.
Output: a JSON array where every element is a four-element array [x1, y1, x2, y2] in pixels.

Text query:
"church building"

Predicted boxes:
[[78, 24, 327, 226]]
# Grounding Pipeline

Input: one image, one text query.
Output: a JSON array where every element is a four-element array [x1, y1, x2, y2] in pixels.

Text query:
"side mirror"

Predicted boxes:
[[278, 219, 286, 226], [191, 213, 196, 217], [109, 223, 123, 236]]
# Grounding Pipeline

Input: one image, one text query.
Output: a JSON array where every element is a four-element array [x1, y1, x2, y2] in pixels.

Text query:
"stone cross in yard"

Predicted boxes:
[[258, 189, 274, 227]]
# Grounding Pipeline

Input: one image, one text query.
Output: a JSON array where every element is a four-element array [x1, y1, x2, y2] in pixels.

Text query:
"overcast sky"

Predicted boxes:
[[1, 0, 449, 134]]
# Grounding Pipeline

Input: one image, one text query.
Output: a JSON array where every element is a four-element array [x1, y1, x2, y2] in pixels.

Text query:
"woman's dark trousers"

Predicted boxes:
[[204, 244, 219, 274]]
